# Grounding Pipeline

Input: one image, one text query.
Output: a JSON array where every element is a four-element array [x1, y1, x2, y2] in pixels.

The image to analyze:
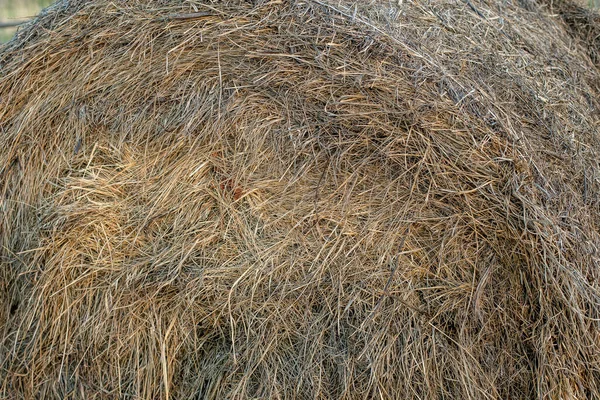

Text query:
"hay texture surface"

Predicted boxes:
[[2, 0, 600, 398]]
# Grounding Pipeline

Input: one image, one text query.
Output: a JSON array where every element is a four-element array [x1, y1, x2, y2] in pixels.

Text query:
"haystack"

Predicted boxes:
[[1, 0, 600, 398]]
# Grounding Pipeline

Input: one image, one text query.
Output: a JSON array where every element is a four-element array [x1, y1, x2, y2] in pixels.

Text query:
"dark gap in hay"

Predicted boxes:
[[538, 0, 600, 65]]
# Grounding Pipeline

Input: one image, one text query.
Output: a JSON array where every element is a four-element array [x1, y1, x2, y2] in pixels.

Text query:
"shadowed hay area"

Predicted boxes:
[[1, 0, 600, 398]]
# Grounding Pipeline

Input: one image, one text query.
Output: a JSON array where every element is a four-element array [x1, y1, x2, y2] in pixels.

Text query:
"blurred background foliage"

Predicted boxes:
[[0, 0, 54, 42]]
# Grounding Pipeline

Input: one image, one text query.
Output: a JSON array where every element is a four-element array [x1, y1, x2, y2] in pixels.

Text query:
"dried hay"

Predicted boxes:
[[1, 0, 600, 398]]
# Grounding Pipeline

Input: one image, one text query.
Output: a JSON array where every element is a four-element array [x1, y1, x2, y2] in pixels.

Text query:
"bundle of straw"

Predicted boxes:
[[2, 0, 600, 398]]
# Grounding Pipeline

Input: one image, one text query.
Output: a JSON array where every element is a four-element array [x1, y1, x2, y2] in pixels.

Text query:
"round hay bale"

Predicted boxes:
[[1, 0, 600, 398]]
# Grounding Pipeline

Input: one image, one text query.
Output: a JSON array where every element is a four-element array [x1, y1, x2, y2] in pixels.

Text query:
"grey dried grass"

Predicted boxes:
[[2, 0, 600, 398]]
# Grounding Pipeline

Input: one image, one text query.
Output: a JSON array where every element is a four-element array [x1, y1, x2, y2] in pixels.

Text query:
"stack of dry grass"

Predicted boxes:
[[1, 0, 600, 398]]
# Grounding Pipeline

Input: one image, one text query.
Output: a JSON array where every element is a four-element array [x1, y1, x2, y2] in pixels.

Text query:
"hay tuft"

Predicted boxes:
[[2, 0, 600, 398]]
